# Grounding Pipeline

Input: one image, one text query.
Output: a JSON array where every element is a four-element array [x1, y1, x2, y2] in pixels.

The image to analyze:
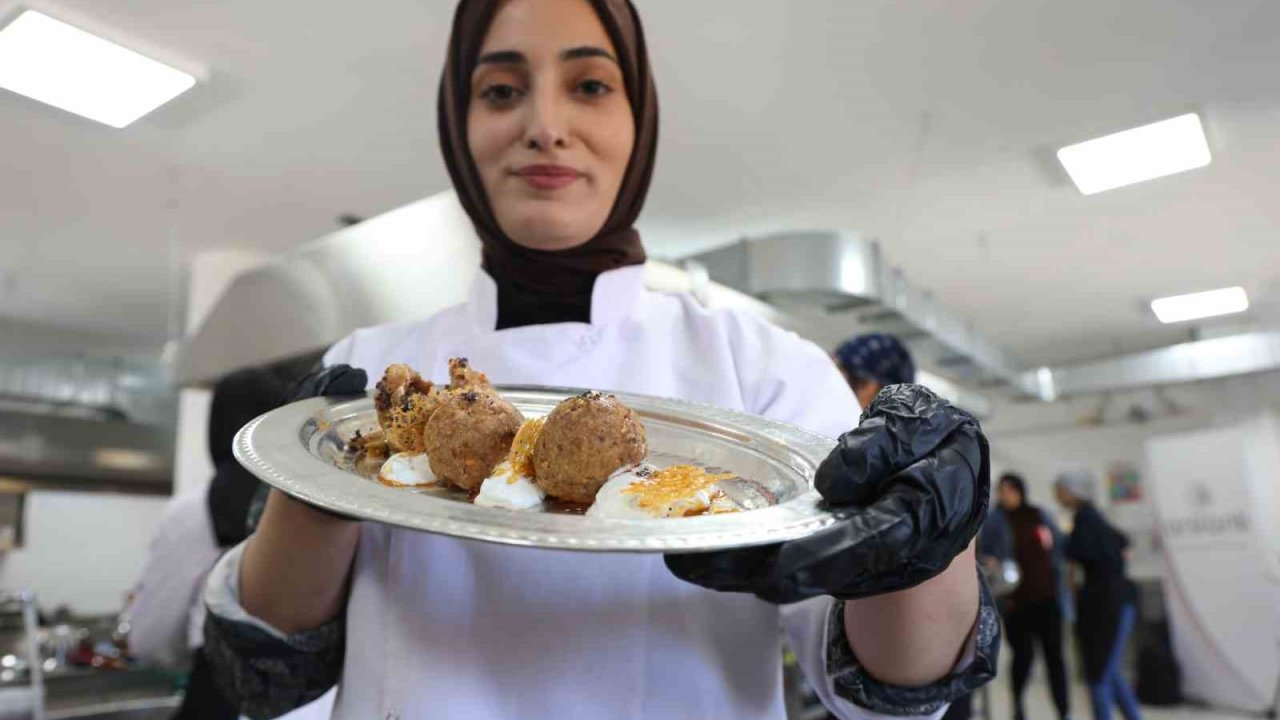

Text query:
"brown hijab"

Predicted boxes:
[[438, 0, 659, 329]]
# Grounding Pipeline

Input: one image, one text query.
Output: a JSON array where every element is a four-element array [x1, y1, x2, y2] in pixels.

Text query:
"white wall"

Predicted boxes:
[[0, 491, 169, 616]]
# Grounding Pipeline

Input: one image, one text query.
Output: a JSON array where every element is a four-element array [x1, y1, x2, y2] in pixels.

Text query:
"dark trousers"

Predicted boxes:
[[1087, 604, 1141, 720], [942, 691, 973, 720], [1005, 599, 1071, 720], [174, 648, 239, 720]]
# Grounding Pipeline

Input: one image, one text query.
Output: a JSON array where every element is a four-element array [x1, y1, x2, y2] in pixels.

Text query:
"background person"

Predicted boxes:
[[833, 333, 916, 409], [997, 473, 1073, 720], [128, 369, 299, 719], [1055, 471, 1142, 720]]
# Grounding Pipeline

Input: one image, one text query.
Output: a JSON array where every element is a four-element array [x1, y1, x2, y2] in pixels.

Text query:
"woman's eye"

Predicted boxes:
[[576, 79, 612, 98], [480, 84, 522, 105]]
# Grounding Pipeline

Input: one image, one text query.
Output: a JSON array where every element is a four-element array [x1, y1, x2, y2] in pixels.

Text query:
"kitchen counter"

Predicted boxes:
[[0, 665, 179, 720]]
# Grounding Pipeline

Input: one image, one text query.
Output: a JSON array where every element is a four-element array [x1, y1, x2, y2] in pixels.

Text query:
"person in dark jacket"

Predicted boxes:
[[1055, 471, 1142, 720], [184, 369, 288, 719], [999, 473, 1073, 720], [130, 368, 290, 720], [181, 368, 289, 717]]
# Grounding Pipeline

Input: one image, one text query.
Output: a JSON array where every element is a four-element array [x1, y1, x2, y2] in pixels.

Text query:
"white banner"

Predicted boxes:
[[1145, 414, 1280, 714]]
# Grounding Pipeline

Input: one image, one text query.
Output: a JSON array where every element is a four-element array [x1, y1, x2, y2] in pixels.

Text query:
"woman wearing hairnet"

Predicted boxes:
[[201, 2, 999, 718], [1055, 471, 1143, 720]]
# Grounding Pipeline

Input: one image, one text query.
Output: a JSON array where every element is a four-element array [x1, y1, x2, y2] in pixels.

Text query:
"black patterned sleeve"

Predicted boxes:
[[201, 546, 345, 720], [825, 569, 1001, 717]]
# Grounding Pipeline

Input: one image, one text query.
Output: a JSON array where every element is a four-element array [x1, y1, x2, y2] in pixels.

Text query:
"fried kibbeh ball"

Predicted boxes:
[[374, 364, 441, 454], [448, 357, 491, 391], [533, 391, 648, 504], [424, 388, 524, 492]]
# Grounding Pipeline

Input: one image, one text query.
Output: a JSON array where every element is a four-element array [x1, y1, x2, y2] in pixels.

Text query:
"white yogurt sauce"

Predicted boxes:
[[377, 452, 437, 487], [474, 460, 546, 511]]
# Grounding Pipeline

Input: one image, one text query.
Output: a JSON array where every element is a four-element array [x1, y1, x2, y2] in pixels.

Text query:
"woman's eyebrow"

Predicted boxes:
[[476, 50, 525, 66], [475, 47, 618, 68], [561, 46, 618, 65]]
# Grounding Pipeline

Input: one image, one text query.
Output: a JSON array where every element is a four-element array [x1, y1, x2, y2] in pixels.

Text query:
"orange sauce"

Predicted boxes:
[[508, 417, 544, 482], [622, 464, 735, 514]]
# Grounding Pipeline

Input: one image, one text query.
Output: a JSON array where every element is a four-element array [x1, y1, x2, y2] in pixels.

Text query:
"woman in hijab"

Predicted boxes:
[[203, 2, 997, 718]]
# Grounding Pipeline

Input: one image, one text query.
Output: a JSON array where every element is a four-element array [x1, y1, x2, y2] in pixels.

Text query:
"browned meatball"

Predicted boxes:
[[533, 391, 648, 504], [424, 388, 524, 491]]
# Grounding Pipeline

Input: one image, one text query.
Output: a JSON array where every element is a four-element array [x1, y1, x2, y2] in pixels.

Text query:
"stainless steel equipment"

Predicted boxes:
[[177, 193, 482, 386], [0, 353, 174, 492], [1016, 329, 1280, 401], [0, 591, 45, 720], [684, 231, 1023, 386]]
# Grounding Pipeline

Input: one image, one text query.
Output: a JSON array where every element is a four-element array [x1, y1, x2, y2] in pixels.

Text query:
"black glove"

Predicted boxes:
[[247, 364, 369, 532], [288, 363, 369, 402], [665, 384, 989, 604]]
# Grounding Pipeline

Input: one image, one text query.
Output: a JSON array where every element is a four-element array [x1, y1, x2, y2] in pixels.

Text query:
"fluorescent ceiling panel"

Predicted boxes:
[[0, 10, 195, 128], [1150, 286, 1249, 324], [1057, 113, 1211, 195]]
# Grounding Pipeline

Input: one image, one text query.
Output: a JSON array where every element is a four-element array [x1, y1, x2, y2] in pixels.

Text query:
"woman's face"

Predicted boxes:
[[997, 480, 1023, 511], [1053, 484, 1075, 510], [468, 0, 636, 251], [849, 376, 881, 411]]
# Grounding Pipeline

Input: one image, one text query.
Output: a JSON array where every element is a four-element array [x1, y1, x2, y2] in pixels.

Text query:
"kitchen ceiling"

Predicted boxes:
[[1, 0, 1278, 366]]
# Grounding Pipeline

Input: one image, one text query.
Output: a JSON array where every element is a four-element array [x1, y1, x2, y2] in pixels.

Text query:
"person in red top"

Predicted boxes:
[[997, 473, 1074, 720]]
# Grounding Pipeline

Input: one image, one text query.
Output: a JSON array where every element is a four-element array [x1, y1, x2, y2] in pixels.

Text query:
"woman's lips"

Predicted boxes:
[[514, 164, 582, 191]]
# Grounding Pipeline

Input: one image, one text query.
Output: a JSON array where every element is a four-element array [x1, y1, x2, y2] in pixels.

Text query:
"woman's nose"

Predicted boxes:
[[523, 89, 569, 151]]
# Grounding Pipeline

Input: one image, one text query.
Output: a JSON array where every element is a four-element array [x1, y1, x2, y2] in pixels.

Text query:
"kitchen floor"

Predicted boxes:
[[980, 670, 1254, 720]]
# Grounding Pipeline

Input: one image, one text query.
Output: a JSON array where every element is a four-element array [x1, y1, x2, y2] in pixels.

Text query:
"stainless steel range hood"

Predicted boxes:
[[177, 193, 482, 386], [684, 231, 1023, 385], [0, 355, 174, 492], [683, 231, 1280, 401]]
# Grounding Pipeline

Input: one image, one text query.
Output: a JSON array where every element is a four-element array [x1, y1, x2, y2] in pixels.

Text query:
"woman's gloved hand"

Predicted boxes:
[[665, 384, 989, 604], [289, 364, 368, 402], [247, 364, 369, 532]]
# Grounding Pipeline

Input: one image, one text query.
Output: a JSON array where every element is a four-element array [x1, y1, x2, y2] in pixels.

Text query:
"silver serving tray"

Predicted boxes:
[[234, 387, 840, 553]]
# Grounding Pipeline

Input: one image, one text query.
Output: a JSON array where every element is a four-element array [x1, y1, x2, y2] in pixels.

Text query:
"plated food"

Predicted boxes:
[[237, 383, 837, 551], [351, 358, 755, 519]]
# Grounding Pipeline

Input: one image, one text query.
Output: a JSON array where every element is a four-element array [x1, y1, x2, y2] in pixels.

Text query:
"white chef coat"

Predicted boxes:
[[209, 264, 950, 720], [128, 489, 220, 668]]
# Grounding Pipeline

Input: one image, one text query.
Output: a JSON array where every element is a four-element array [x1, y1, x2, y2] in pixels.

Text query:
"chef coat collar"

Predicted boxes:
[[468, 265, 647, 332]]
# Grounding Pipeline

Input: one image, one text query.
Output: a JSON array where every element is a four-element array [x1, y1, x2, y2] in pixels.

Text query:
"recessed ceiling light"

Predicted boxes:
[[1150, 286, 1249, 324], [0, 10, 196, 128], [1057, 113, 1211, 195]]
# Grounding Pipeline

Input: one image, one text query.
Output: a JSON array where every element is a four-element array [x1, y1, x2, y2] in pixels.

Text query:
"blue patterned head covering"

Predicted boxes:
[[834, 333, 916, 387]]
